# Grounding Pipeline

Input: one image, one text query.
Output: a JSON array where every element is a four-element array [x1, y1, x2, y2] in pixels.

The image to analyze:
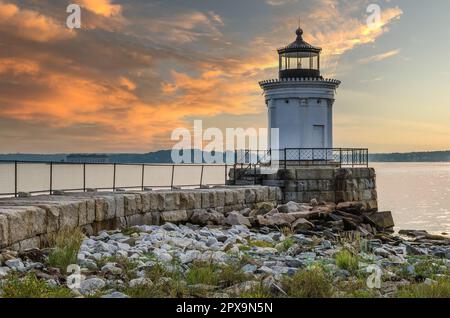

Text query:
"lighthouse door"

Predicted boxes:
[[312, 125, 325, 148]]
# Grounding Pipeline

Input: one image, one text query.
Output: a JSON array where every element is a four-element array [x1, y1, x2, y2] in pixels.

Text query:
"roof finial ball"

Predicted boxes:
[[296, 26, 303, 40]]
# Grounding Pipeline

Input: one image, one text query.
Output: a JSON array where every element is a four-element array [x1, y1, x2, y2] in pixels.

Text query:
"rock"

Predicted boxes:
[[250, 202, 275, 217], [80, 277, 106, 295], [374, 248, 391, 258], [240, 208, 251, 217], [161, 223, 179, 232], [225, 212, 251, 227], [129, 277, 153, 288], [190, 209, 224, 225], [310, 198, 319, 207], [263, 213, 296, 228], [101, 291, 130, 298], [101, 263, 123, 275], [256, 266, 275, 275], [241, 264, 257, 274], [292, 218, 314, 231], [336, 202, 364, 215], [180, 250, 202, 264], [388, 254, 406, 264], [0, 266, 10, 278], [365, 211, 395, 230], [78, 259, 98, 270], [5, 258, 24, 270], [278, 201, 311, 214]]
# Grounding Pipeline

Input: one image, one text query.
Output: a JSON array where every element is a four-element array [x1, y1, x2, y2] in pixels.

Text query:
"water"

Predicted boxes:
[[373, 162, 450, 233], [1, 162, 449, 233]]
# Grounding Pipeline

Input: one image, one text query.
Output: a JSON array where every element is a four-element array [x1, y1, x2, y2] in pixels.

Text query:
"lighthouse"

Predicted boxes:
[[260, 26, 340, 152]]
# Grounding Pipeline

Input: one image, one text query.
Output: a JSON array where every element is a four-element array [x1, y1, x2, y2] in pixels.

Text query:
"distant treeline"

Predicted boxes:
[[1, 150, 449, 163], [369, 151, 450, 162]]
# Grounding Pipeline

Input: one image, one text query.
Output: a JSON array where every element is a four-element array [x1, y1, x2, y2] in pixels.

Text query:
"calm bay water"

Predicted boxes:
[[373, 162, 450, 233]]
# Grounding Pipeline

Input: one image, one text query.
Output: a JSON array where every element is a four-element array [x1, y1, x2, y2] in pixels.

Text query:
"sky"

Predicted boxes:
[[0, 0, 449, 154]]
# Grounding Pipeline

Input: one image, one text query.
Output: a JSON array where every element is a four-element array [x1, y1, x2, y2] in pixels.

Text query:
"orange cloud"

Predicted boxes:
[[0, 1, 74, 42], [79, 0, 122, 17], [358, 49, 401, 64]]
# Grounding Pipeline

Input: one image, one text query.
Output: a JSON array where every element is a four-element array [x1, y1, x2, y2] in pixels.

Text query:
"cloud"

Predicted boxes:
[[0, 0, 74, 42], [358, 49, 401, 64], [0, 0, 405, 152], [266, 0, 299, 6], [79, 0, 122, 17]]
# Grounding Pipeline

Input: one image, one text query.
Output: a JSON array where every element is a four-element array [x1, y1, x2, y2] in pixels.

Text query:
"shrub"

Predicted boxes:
[[47, 227, 84, 271], [335, 249, 359, 273], [186, 261, 219, 286], [282, 266, 333, 298], [1, 273, 73, 298], [278, 238, 295, 252], [217, 264, 250, 288], [396, 277, 450, 298]]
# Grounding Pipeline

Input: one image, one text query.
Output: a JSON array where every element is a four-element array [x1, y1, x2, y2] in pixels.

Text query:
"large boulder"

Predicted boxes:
[[257, 213, 296, 228], [292, 218, 314, 231], [225, 212, 251, 227], [364, 211, 395, 230], [249, 202, 275, 217], [190, 209, 225, 225]]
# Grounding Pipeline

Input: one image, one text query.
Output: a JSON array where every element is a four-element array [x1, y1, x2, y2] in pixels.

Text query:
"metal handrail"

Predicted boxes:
[[0, 161, 232, 198]]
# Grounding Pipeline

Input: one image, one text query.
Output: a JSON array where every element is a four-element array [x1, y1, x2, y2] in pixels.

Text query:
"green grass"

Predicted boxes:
[[1, 273, 73, 298], [247, 239, 275, 248], [278, 238, 295, 252], [282, 266, 333, 298], [334, 249, 359, 273], [396, 277, 450, 298], [98, 255, 139, 280], [186, 261, 219, 286], [47, 227, 84, 271], [217, 264, 250, 288], [238, 284, 274, 298]]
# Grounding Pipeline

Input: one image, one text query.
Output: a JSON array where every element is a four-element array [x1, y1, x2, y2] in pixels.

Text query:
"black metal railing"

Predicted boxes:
[[0, 161, 232, 198], [235, 148, 369, 168]]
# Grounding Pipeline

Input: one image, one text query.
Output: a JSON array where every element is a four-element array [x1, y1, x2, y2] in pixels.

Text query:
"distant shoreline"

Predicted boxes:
[[0, 149, 449, 164]]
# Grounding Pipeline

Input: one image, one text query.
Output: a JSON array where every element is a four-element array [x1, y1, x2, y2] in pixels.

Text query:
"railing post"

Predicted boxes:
[[352, 149, 355, 168], [224, 164, 228, 185], [170, 165, 175, 189], [284, 149, 287, 169], [339, 148, 343, 168], [200, 165, 204, 187], [113, 163, 116, 191], [49, 162, 53, 195], [141, 164, 145, 191], [83, 163, 86, 192], [14, 161, 18, 197]]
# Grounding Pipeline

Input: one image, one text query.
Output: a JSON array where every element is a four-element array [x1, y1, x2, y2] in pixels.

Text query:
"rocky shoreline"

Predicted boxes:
[[0, 200, 449, 298]]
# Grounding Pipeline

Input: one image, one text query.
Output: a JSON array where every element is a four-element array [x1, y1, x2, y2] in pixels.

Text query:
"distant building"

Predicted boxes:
[[66, 154, 109, 164]]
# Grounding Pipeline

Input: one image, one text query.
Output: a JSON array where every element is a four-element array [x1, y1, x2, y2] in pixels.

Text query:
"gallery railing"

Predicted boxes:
[[234, 148, 369, 168], [0, 161, 232, 198]]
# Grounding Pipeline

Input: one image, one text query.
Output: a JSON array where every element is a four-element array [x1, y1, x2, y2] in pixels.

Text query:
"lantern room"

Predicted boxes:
[[278, 27, 321, 79]]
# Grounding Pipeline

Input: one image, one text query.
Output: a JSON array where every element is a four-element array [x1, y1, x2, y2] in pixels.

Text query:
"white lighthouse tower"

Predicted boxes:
[[260, 26, 340, 153]]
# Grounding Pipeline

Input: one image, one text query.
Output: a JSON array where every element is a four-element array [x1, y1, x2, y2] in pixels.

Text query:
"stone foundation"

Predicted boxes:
[[230, 167, 378, 210], [0, 186, 282, 251]]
